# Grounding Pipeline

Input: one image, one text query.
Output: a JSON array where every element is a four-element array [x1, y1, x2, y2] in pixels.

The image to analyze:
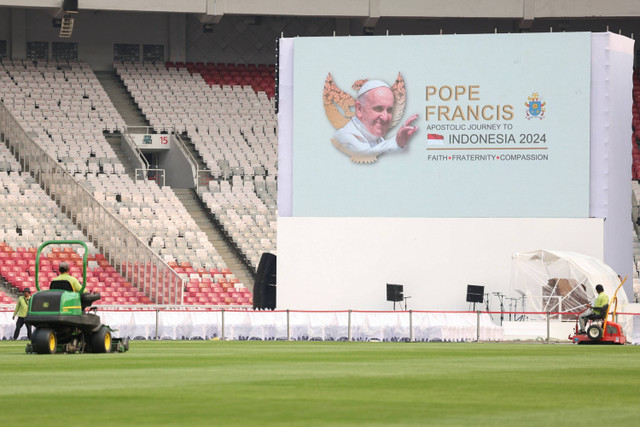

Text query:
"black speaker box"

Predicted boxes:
[[386, 284, 403, 302], [63, 0, 78, 13], [466, 285, 484, 303], [253, 253, 277, 310]]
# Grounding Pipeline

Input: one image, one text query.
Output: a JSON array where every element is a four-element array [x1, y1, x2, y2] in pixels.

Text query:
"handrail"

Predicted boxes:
[[122, 125, 150, 169], [0, 102, 185, 305]]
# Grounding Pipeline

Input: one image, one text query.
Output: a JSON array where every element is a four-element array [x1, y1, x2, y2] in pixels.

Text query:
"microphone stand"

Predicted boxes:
[[492, 292, 505, 325]]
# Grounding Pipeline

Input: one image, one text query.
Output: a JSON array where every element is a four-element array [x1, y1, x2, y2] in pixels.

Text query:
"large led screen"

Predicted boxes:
[[288, 32, 591, 218]]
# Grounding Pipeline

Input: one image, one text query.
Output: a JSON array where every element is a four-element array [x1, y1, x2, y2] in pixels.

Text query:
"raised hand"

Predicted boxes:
[[396, 114, 419, 147]]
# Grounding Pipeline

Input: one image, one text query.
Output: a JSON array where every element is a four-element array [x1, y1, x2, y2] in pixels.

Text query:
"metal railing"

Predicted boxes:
[[0, 103, 184, 305], [173, 131, 199, 185], [171, 130, 217, 195], [3, 307, 628, 342], [121, 125, 150, 169]]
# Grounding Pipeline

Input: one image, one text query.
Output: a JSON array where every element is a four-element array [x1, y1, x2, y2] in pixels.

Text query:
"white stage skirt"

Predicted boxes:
[[0, 308, 503, 342]]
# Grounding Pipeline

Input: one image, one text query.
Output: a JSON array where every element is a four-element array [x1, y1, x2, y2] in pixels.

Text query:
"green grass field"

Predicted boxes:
[[1, 341, 639, 426]]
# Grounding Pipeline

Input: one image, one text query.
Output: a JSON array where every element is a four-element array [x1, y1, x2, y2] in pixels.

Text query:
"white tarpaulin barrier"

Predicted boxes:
[[511, 250, 630, 331], [620, 304, 640, 345], [0, 308, 502, 342]]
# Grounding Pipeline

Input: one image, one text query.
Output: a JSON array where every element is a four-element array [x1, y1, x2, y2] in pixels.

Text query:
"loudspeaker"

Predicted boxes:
[[253, 253, 276, 310], [63, 0, 78, 13], [386, 284, 403, 302], [466, 285, 484, 303]]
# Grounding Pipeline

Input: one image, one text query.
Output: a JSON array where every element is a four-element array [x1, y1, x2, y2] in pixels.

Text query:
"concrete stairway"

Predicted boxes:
[[95, 70, 255, 290], [179, 134, 208, 171], [103, 133, 137, 181], [172, 188, 255, 290], [96, 70, 151, 180], [95, 70, 149, 129]]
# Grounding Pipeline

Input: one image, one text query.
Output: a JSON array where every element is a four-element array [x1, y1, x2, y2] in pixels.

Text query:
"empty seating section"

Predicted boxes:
[[115, 61, 277, 269], [0, 59, 126, 176], [78, 174, 223, 266], [0, 174, 83, 248], [0, 141, 84, 246], [0, 59, 251, 306], [202, 177, 276, 267], [181, 62, 276, 98], [175, 261, 253, 306], [0, 142, 21, 175], [116, 61, 277, 179], [0, 242, 152, 305], [0, 147, 149, 304], [77, 174, 253, 306], [0, 289, 13, 303], [0, 166, 250, 306]]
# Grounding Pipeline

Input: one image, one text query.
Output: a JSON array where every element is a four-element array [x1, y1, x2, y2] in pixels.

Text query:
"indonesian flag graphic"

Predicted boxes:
[[427, 133, 444, 144]]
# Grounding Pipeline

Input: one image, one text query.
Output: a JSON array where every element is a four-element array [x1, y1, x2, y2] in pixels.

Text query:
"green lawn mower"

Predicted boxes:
[[25, 240, 129, 354]]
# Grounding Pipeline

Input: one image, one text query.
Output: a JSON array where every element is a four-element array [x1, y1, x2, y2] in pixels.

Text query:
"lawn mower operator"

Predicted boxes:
[[578, 284, 609, 333], [54, 262, 85, 293]]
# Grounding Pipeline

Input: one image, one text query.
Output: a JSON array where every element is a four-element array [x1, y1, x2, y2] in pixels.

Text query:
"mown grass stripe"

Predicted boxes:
[[1, 341, 639, 426]]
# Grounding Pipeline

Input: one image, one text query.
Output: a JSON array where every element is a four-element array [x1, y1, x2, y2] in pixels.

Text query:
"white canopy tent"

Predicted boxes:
[[511, 250, 628, 321]]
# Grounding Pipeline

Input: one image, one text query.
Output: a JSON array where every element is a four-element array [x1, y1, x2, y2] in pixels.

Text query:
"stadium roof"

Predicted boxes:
[[2, 0, 640, 23]]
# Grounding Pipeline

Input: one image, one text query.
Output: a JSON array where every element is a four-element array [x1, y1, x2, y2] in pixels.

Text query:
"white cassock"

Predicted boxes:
[[332, 117, 404, 162]]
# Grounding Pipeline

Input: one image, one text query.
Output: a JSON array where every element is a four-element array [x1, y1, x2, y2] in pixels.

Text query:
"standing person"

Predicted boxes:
[[12, 288, 31, 340]]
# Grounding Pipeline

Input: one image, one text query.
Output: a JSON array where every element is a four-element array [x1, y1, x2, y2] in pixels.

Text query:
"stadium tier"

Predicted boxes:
[[115, 61, 277, 178], [0, 144, 252, 305], [0, 243, 151, 305], [201, 177, 276, 268], [0, 243, 252, 306], [178, 62, 277, 99], [115, 61, 277, 269], [0, 146, 82, 247], [0, 59, 257, 306]]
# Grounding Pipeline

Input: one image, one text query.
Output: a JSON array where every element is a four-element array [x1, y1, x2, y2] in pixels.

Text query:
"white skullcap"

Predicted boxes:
[[356, 80, 390, 99]]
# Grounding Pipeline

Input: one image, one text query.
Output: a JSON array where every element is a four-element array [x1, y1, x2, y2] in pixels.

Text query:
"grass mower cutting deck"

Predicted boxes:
[[24, 240, 129, 354], [569, 277, 627, 345]]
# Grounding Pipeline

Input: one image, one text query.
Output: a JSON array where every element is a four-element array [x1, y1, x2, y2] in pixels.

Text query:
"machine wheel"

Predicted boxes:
[[68, 334, 86, 354], [34, 328, 57, 354], [587, 325, 604, 341], [121, 337, 130, 352], [91, 326, 112, 353]]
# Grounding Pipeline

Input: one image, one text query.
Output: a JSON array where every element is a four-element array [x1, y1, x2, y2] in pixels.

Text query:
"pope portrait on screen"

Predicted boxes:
[[324, 75, 418, 163]]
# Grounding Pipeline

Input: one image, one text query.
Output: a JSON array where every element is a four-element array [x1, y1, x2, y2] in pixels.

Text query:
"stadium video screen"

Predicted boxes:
[[284, 32, 591, 218]]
